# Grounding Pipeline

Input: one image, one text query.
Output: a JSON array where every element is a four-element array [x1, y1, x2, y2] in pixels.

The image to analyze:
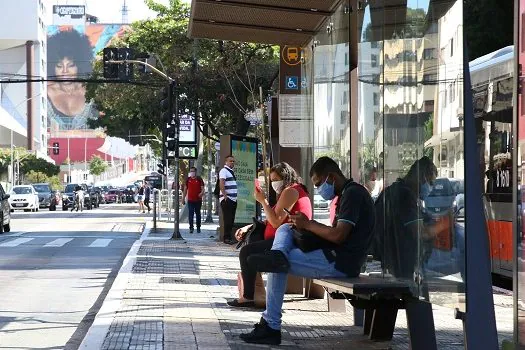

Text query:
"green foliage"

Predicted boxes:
[[25, 171, 49, 184], [86, 0, 279, 143], [20, 155, 60, 177], [89, 155, 108, 176], [47, 176, 62, 191]]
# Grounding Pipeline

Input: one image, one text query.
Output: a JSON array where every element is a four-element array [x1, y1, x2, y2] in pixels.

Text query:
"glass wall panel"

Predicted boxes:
[[359, 0, 465, 309], [312, 2, 350, 220]]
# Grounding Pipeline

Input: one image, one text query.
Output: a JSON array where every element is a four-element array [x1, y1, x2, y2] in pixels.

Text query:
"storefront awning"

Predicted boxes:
[[188, 0, 341, 46], [424, 130, 461, 148]]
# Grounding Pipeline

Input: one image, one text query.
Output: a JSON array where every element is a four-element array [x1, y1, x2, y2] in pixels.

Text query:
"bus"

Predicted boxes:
[[470, 46, 515, 280], [144, 173, 163, 190]]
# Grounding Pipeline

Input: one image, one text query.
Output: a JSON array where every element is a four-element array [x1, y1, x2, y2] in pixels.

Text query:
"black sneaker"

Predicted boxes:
[[247, 250, 290, 273], [189, 229, 194, 234], [197, 228, 201, 233], [240, 317, 281, 345]]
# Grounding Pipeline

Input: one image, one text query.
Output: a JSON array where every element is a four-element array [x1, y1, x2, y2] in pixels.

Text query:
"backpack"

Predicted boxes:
[[214, 167, 235, 198]]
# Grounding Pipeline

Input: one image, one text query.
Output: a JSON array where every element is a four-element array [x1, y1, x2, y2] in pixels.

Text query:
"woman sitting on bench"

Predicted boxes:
[[227, 162, 312, 308]]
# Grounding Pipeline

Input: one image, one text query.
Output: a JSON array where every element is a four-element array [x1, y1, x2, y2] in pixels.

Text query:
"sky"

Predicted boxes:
[[43, 0, 190, 24]]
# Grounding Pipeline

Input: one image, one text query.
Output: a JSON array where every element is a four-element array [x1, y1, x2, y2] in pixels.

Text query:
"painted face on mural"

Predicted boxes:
[[55, 57, 78, 83]]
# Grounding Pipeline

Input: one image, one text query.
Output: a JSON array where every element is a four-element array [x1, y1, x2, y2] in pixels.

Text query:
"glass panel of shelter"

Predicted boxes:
[[358, 0, 466, 310]]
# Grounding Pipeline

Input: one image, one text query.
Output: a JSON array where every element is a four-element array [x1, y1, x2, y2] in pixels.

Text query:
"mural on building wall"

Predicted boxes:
[[46, 24, 128, 131]]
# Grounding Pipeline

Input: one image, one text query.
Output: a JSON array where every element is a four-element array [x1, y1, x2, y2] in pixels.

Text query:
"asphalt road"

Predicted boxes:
[[0, 204, 146, 350]]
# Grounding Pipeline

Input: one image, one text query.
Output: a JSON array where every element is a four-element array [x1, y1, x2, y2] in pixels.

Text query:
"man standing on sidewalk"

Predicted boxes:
[[219, 155, 237, 244], [144, 181, 151, 213], [183, 166, 205, 233]]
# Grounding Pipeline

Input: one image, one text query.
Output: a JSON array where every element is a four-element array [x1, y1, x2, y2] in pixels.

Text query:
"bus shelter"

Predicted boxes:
[[187, 0, 524, 347]]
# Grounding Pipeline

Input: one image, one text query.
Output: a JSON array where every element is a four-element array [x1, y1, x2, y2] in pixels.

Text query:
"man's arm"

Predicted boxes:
[[182, 182, 187, 204], [219, 178, 227, 198], [302, 220, 353, 244]]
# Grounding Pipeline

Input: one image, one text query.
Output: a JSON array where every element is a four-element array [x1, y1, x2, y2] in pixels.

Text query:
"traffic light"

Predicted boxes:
[[166, 139, 177, 152], [52, 142, 59, 155], [103, 48, 119, 79], [160, 85, 173, 124], [118, 48, 134, 80], [157, 160, 166, 176]]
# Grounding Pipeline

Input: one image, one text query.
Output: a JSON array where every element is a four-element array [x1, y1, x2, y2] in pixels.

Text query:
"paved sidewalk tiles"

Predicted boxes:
[[98, 220, 513, 349]]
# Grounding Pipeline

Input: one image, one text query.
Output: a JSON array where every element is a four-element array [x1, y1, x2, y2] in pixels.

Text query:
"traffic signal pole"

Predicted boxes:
[[106, 55, 182, 240]]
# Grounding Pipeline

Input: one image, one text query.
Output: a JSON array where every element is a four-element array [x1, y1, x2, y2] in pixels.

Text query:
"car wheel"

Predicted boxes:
[[62, 206, 67, 211], [3, 223, 10, 232], [0, 217, 3, 233], [10, 209, 14, 213]]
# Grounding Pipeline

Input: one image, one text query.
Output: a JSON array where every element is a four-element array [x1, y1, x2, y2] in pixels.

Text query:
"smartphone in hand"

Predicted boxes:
[[255, 179, 262, 192]]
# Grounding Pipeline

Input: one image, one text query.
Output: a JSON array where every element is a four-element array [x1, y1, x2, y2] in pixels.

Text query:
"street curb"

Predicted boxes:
[[78, 220, 151, 349]]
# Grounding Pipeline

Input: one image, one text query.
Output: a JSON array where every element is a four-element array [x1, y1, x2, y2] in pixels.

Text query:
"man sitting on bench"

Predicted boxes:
[[240, 156, 375, 345]]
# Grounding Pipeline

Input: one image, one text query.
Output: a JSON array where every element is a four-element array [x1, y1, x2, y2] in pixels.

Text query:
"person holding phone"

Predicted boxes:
[[227, 162, 312, 308]]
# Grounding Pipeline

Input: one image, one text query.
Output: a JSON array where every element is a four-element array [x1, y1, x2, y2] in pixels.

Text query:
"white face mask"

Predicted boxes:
[[271, 180, 284, 194], [189, 172, 196, 177]]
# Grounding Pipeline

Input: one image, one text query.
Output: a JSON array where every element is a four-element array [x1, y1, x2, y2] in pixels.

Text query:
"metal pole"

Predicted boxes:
[[205, 130, 213, 223], [152, 189, 157, 232], [259, 86, 269, 193], [171, 80, 182, 239]]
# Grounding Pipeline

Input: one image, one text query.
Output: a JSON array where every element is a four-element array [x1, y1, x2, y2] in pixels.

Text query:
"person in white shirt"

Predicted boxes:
[[219, 155, 237, 244], [72, 185, 85, 212]]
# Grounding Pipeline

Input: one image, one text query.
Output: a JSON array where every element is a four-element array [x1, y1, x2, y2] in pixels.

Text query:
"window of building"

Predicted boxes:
[[342, 91, 348, 104], [83, 174, 88, 181], [371, 54, 378, 67], [345, 52, 349, 66], [423, 74, 437, 83], [340, 129, 345, 141], [423, 48, 436, 60], [373, 92, 379, 106], [450, 38, 454, 57]]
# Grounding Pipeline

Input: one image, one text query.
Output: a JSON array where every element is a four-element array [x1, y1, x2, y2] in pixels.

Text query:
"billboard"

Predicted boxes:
[[46, 25, 128, 132], [231, 137, 258, 224], [52, 5, 86, 25]]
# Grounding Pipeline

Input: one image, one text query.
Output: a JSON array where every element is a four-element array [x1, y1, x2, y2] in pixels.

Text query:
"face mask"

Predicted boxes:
[[317, 176, 336, 200], [420, 182, 432, 200], [189, 172, 196, 178], [271, 180, 284, 194]]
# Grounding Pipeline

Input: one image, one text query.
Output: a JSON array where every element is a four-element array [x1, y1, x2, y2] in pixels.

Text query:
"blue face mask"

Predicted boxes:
[[317, 176, 336, 200], [420, 182, 432, 200]]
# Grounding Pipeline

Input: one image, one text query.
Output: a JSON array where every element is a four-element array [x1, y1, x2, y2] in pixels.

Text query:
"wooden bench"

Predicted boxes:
[[312, 276, 437, 349]]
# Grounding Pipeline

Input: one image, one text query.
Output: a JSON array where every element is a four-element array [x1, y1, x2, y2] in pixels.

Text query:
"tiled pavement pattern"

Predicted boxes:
[[100, 220, 513, 349]]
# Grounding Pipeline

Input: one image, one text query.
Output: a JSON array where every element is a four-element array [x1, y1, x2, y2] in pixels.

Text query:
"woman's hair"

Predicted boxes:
[[405, 156, 437, 184], [270, 162, 307, 192], [47, 29, 93, 76]]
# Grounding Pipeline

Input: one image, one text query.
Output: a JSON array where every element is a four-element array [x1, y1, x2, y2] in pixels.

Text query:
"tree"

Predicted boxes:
[[19, 155, 60, 178], [86, 0, 279, 143], [25, 170, 48, 184], [89, 155, 108, 176]]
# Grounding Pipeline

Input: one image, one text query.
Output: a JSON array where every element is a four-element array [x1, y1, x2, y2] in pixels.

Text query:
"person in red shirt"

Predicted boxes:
[[183, 166, 205, 233], [227, 162, 312, 308]]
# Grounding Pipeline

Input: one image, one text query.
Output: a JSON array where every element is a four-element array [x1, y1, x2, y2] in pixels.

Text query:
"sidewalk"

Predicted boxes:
[[82, 218, 513, 350]]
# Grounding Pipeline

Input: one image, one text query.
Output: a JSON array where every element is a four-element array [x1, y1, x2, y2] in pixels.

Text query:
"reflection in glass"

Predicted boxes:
[[359, 0, 465, 309]]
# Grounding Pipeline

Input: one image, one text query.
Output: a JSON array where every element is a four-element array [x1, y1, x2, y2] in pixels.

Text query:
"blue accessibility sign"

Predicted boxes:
[[285, 76, 298, 90]]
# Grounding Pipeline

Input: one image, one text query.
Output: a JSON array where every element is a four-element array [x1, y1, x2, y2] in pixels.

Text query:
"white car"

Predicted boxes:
[[9, 185, 40, 212]]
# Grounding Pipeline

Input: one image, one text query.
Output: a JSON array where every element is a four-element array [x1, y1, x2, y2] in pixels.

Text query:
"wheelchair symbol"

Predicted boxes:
[[286, 76, 298, 90]]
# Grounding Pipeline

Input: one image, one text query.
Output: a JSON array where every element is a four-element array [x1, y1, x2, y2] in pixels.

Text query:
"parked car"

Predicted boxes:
[[93, 186, 105, 204], [0, 184, 11, 233], [62, 184, 92, 211], [32, 183, 53, 209], [104, 189, 120, 203], [86, 185, 100, 208], [423, 178, 456, 251], [313, 189, 330, 209], [9, 185, 40, 212]]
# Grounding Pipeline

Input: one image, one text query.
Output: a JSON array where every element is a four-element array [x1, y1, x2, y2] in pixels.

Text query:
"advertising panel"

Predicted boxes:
[[47, 24, 128, 132], [179, 114, 197, 143], [231, 137, 257, 224], [52, 5, 86, 25]]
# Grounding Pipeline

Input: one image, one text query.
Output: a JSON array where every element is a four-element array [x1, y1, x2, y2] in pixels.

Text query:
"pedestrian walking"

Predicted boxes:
[[183, 167, 205, 233], [219, 155, 237, 244], [137, 183, 145, 213], [144, 181, 151, 213]]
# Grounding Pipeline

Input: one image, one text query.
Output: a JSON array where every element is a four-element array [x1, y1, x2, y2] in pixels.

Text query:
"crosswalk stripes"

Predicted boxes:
[[88, 239, 112, 248], [0, 237, 119, 248], [44, 238, 74, 247], [0, 238, 34, 247]]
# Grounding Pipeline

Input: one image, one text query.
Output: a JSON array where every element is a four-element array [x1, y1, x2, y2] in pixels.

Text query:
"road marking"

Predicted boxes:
[[44, 238, 74, 247], [0, 238, 34, 247], [88, 239, 112, 248]]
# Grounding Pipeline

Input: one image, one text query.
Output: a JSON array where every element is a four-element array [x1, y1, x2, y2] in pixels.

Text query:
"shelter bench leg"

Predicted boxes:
[[369, 305, 398, 341], [405, 299, 437, 350], [363, 309, 373, 335], [354, 307, 365, 327]]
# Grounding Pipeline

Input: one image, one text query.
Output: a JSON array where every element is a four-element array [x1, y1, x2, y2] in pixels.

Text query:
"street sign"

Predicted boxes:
[[167, 145, 198, 159]]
